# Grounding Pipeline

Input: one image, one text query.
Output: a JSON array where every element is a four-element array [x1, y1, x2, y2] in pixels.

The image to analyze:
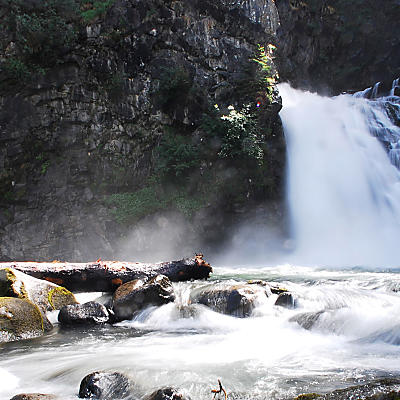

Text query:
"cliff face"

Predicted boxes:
[[2, 0, 397, 262], [275, 0, 400, 94], [0, 0, 285, 261]]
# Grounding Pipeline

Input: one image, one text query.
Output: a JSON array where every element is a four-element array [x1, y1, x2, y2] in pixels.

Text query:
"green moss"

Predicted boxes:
[[0, 268, 29, 299], [0, 297, 44, 340], [294, 394, 321, 400], [106, 183, 208, 224], [80, 0, 115, 23], [47, 286, 77, 310]]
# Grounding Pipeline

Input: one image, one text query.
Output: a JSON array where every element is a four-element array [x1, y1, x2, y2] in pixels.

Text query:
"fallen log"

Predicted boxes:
[[0, 254, 212, 292]]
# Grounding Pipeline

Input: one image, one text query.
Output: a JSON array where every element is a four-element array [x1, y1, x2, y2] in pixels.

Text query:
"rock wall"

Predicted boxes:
[[275, 0, 400, 94], [0, 0, 285, 261]]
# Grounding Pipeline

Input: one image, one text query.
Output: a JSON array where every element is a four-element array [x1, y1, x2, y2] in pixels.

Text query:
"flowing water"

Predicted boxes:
[[1, 85, 400, 399], [280, 83, 400, 267]]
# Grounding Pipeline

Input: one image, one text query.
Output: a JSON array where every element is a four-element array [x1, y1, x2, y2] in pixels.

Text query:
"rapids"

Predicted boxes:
[[1, 267, 400, 399]]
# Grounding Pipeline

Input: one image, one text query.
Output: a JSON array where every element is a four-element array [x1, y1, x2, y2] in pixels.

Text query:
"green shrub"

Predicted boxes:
[[2, 58, 31, 83], [156, 132, 199, 178], [80, 0, 115, 22], [106, 184, 206, 224], [201, 105, 264, 164], [155, 66, 192, 109], [106, 186, 166, 224], [15, 8, 78, 66]]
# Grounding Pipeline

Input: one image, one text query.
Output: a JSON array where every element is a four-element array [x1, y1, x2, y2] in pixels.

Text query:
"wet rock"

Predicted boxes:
[[0, 297, 44, 342], [0, 267, 77, 331], [58, 301, 112, 326], [323, 378, 400, 400], [10, 394, 58, 400], [145, 387, 191, 400], [79, 371, 133, 399], [190, 283, 269, 317], [112, 275, 175, 321], [275, 292, 297, 309], [290, 311, 325, 330]]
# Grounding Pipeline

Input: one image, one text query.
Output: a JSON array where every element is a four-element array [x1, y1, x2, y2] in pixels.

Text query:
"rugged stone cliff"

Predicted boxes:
[[0, 0, 285, 261], [275, 0, 400, 94], [2, 0, 398, 262]]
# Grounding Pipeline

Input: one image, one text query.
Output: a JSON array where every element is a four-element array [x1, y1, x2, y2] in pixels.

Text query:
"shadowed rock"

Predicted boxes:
[[190, 283, 269, 317], [58, 301, 112, 326], [145, 387, 191, 400], [112, 275, 175, 321], [275, 292, 297, 309], [79, 371, 133, 399]]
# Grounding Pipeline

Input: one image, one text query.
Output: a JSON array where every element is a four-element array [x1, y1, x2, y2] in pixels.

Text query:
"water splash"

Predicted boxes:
[[279, 83, 400, 267]]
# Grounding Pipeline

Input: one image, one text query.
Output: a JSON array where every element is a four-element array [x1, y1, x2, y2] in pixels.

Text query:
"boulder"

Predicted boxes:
[[0, 268, 77, 330], [79, 371, 133, 399], [10, 394, 58, 400], [145, 387, 191, 400], [190, 283, 269, 317], [112, 275, 175, 321], [0, 297, 44, 342], [275, 292, 297, 309], [58, 301, 112, 326], [290, 311, 325, 330]]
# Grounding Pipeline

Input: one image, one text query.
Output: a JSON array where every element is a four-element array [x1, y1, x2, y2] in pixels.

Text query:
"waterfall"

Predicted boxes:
[[279, 83, 400, 267]]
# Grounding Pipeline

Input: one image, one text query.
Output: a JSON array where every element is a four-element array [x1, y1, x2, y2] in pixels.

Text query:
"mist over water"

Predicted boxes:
[[279, 83, 400, 268]]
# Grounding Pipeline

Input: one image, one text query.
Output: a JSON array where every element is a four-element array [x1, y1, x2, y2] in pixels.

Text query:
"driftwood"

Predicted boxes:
[[0, 254, 212, 292]]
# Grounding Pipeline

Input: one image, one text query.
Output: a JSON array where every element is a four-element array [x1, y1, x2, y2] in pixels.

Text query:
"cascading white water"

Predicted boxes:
[[279, 83, 400, 267]]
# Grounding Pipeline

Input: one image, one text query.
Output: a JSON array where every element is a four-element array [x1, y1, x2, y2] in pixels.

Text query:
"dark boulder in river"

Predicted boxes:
[[275, 292, 297, 309], [112, 275, 175, 321], [0, 297, 44, 342], [190, 283, 269, 317], [79, 371, 133, 399], [145, 387, 191, 400], [10, 394, 58, 400], [58, 301, 112, 326]]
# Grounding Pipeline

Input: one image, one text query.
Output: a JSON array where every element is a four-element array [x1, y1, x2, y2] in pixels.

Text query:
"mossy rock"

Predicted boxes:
[[294, 394, 321, 400], [0, 297, 44, 342], [0, 268, 28, 298], [47, 287, 77, 310], [10, 394, 58, 400], [0, 267, 77, 311]]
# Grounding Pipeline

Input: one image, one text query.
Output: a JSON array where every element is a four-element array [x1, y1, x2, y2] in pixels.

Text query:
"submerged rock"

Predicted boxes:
[[112, 275, 175, 321], [190, 283, 269, 317], [293, 378, 400, 400], [58, 301, 112, 326], [145, 387, 191, 400], [290, 311, 325, 330], [0, 297, 44, 342], [10, 394, 58, 400], [0, 267, 77, 331], [79, 371, 133, 399]]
